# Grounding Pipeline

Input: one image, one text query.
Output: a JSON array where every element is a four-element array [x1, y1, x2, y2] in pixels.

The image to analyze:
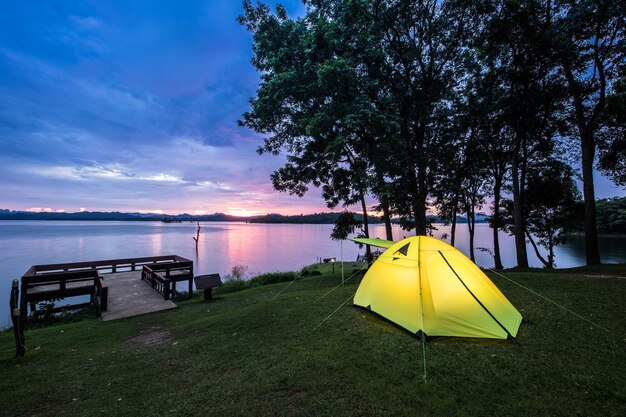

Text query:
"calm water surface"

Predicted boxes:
[[1, 220, 625, 327]]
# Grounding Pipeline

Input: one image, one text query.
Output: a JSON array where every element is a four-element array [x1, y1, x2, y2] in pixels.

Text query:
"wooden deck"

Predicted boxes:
[[100, 271, 177, 322]]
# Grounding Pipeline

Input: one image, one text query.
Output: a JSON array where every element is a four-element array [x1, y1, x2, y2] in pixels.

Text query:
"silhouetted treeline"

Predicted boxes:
[[239, 0, 625, 268]]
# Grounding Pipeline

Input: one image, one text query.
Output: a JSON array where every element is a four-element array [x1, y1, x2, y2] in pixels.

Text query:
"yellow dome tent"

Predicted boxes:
[[351, 236, 522, 340]]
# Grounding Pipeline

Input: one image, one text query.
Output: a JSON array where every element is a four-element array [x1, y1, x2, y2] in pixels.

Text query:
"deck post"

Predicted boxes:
[[10, 280, 25, 357], [164, 281, 170, 300], [100, 286, 108, 312], [19, 280, 27, 323]]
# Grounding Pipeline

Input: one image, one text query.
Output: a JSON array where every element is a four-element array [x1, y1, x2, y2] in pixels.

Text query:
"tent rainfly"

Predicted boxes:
[[350, 236, 522, 340]]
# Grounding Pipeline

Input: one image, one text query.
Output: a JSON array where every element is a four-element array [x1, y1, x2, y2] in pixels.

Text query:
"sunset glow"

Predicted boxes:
[[226, 209, 266, 218], [0, 1, 622, 216], [0, 1, 333, 216]]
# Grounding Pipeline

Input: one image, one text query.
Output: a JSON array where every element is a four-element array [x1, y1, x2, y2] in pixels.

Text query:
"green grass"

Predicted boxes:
[[1, 263, 625, 417]]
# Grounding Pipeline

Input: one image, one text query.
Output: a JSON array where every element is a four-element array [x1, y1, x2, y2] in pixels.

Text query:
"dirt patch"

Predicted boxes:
[[127, 326, 173, 345]]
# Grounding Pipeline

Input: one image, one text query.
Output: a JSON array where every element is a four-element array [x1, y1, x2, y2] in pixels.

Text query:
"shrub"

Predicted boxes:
[[218, 279, 249, 294], [216, 271, 298, 295], [249, 271, 297, 287], [230, 264, 249, 281]]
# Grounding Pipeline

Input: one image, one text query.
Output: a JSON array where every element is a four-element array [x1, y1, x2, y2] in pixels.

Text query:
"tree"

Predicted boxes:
[[502, 158, 581, 269], [239, 0, 473, 239], [330, 211, 363, 240], [459, 137, 490, 263], [597, 71, 626, 187], [373, 0, 473, 235], [547, 0, 625, 265], [596, 197, 626, 234], [454, 48, 513, 268], [238, 1, 381, 243], [477, 0, 566, 268], [433, 67, 491, 261], [467, 59, 512, 270], [523, 159, 581, 269]]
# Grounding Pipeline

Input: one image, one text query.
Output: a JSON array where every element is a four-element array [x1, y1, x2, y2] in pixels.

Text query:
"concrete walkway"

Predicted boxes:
[[101, 271, 177, 322]]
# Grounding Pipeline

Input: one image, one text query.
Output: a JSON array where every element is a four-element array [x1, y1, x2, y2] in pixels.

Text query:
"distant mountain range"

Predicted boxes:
[[0, 209, 243, 222], [0, 209, 491, 224]]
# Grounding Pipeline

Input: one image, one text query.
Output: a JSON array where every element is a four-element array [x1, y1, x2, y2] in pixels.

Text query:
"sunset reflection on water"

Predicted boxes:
[[1, 220, 625, 327]]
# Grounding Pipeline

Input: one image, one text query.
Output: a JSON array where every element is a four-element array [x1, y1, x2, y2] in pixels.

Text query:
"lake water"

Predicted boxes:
[[1, 220, 625, 327]]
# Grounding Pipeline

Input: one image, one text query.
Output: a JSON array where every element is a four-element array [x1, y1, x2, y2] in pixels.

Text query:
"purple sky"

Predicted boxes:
[[0, 1, 623, 215]]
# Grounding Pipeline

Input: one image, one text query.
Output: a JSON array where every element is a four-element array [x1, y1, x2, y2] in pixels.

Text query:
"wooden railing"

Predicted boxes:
[[20, 269, 106, 321], [141, 260, 194, 300], [20, 255, 192, 318], [23, 255, 192, 275]]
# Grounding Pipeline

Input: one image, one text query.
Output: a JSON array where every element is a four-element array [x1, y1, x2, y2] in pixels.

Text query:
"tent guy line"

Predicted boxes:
[[487, 269, 610, 333], [272, 278, 297, 299], [314, 263, 369, 303], [312, 292, 356, 332]]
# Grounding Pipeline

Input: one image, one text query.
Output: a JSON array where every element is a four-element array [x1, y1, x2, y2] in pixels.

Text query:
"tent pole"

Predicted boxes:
[[417, 236, 427, 384], [341, 240, 344, 286], [421, 334, 427, 385]]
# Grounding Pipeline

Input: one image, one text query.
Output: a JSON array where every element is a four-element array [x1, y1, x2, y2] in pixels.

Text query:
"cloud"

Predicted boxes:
[[0, 0, 361, 215], [68, 15, 104, 31]]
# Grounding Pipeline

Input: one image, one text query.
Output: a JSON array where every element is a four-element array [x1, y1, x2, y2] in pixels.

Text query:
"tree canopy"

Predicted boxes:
[[239, 0, 625, 268]]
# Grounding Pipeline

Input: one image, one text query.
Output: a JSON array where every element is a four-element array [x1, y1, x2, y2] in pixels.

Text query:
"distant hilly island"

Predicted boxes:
[[0, 209, 490, 224]]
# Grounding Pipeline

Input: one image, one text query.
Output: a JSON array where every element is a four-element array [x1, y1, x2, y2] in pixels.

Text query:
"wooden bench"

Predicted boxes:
[[193, 274, 222, 300], [20, 270, 107, 320], [141, 261, 194, 300]]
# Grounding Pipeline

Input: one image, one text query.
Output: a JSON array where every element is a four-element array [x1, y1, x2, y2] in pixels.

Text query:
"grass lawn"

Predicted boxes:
[[1, 264, 625, 417]]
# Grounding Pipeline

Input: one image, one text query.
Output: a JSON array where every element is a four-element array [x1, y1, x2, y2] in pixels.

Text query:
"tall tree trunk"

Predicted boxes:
[[408, 170, 425, 236], [492, 173, 504, 269], [415, 188, 427, 236], [466, 201, 476, 262], [381, 200, 393, 241], [360, 192, 371, 261], [414, 117, 428, 236], [450, 196, 458, 247], [376, 171, 393, 241], [561, 59, 602, 265], [415, 159, 428, 236], [511, 149, 529, 268], [580, 129, 601, 265], [525, 231, 549, 268], [548, 233, 555, 269]]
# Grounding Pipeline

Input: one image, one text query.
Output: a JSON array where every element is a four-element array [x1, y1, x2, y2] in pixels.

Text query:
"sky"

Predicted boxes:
[[0, 1, 623, 216], [0, 0, 318, 216]]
